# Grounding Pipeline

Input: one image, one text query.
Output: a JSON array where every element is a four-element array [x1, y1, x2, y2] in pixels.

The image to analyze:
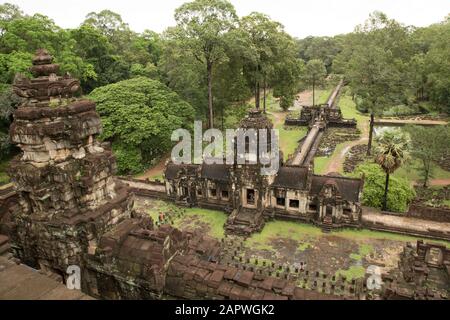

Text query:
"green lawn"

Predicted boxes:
[[314, 88, 333, 105], [0, 159, 10, 185], [269, 112, 308, 161], [278, 127, 308, 161], [175, 207, 227, 239], [339, 93, 369, 132], [264, 91, 280, 112], [313, 156, 329, 175], [335, 266, 366, 281], [313, 142, 349, 175], [393, 158, 450, 181], [147, 200, 227, 239], [245, 220, 450, 249], [245, 220, 323, 251]]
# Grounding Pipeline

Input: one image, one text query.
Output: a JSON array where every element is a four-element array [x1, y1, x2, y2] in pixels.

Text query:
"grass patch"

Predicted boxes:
[[297, 242, 312, 252], [264, 91, 281, 112], [393, 158, 450, 181], [269, 112, 308, 161], [313, 142, 348, 175], [147, 200, 227, 239], [174, 207, 227, 239], [335, 266, 366, 281], [350, 244, 374, 261], [314, 156, 329, 175], [339, 94, 369, 122], [443, 200, 450, 208], [245, 220, 322, 251], [315, 88, 333, 105], [278, 127, 308, 161]]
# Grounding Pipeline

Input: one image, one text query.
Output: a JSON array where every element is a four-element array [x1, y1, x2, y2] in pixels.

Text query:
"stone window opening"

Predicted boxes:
[[197, 188, 203, 196], [221, 190, 229, 200], [309, 203, 317, 211], [210, 188, 217, 198], [289, 200, 300, 209], [246, 189, 255, 205], [276, 197, 285, 207], [343, 208, 352, 215]]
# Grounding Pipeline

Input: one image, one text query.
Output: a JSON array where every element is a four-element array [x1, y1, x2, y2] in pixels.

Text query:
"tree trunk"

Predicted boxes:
[[263, 77, 267, 114], [423, 160, 431, 188], [312, 79, 315, 107], [367, 113, 374, 156], [221, 106, 224, 131], [255, 81, 260, 110], [383, 172, 390, 211], [207, 61, 214, 129]]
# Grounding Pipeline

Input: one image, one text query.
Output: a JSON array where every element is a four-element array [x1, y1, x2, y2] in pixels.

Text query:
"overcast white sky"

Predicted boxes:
[[4, 0, 450, 38]]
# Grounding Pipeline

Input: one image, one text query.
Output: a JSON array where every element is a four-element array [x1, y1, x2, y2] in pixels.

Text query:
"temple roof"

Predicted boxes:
[[201, 164, 230, 182], [310, 175, 362, 202], [165, 163, 199, 180], [272, 166, 309, 190]]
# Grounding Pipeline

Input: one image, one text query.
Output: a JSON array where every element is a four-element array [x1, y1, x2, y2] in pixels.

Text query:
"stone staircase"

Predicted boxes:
[[321, 216, 333, 233]]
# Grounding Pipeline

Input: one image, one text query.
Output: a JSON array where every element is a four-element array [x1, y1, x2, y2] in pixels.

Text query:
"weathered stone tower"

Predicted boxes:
[[8, 49, 134, 275]]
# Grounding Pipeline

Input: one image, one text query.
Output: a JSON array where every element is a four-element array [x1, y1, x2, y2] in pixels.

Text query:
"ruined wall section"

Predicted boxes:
[[84, 220, 342, 300]]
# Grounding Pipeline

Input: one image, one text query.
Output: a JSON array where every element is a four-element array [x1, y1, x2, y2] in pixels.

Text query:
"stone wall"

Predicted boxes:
[[407, 204, 450, 223]]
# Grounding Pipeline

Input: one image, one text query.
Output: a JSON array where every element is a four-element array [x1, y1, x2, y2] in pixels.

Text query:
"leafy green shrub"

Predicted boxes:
[[352, 162, 416, 212], [223, 103, 252, 129], [89, 77, 195, 175], [112, 142, 144, 175]]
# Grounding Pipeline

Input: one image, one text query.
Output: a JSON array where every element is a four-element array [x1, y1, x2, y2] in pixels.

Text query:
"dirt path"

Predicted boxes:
[[324, 117, 370, 174], [136, 156, 168, 180], [292, 90, 312, 110], [413, 179, 450, 187], [270, 111, 287, 128]]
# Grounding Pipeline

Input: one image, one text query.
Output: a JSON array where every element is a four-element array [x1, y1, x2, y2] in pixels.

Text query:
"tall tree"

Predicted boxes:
[[374, 129, 409, 211], [173, 0, 238, 128], [239, 12, 283, 111], [344, 12, 408, 155], [303, 59, 326, 106], [405, 125, 450, 187]]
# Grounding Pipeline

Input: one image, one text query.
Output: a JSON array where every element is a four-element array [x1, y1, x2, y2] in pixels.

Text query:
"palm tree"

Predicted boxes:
[[374, 129, 409, 211]]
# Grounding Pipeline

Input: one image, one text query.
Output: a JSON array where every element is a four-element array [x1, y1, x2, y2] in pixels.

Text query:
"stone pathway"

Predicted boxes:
[[0, 256, 94, 300], [362, 207, 450, 236], [374, 119, 448, 126]]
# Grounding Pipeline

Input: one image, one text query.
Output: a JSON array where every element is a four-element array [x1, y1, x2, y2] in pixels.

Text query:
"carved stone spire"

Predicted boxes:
[[13, 49, 80, 103]]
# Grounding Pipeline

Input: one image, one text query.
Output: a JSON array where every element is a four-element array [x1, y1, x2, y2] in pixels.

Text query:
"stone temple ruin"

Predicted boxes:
[[8, 49, 135, 273], [383, 241, 449, 299], [285, 80, 357, 128], [164, 109, 364, 236], [0, 50, 448, 300]]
